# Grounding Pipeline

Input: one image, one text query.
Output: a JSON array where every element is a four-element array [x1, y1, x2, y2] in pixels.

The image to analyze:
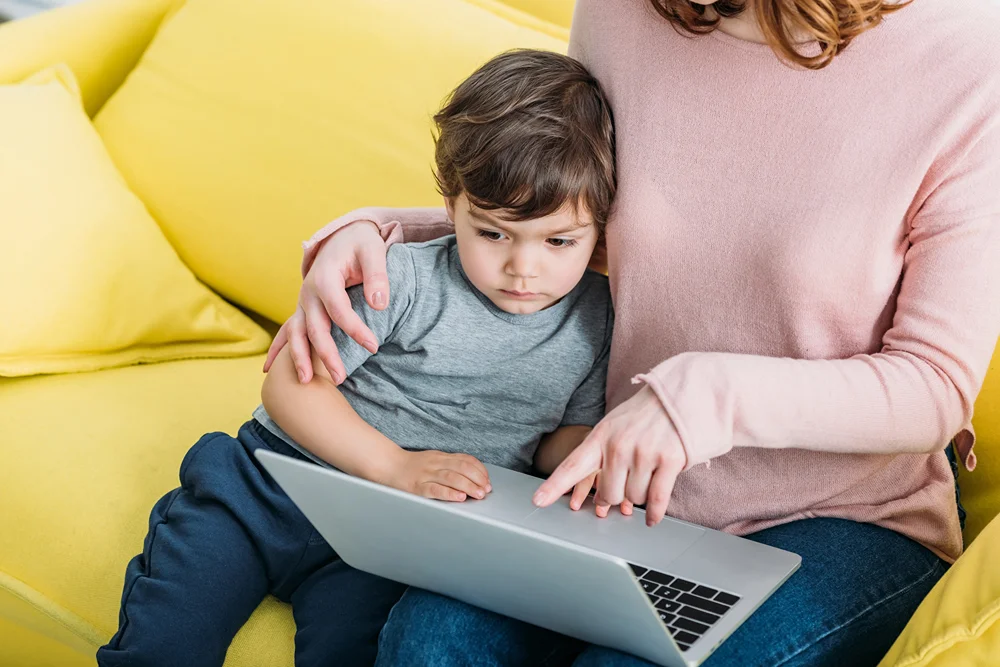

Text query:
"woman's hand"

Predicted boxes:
[[263, 221, 389, 384], [569, 471, 634, 518], [533, 385, 687, 526]]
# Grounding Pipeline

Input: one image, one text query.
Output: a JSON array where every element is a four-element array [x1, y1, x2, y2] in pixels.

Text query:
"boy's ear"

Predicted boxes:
[[444, 196, 456, 222]]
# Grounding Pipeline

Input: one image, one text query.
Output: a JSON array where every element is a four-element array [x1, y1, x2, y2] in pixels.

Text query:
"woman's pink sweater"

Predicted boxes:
[[304, 0, 1000, 561]]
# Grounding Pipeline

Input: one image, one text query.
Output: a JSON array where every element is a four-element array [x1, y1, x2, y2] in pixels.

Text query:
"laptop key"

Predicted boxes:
[[678, 593, 728, 616], [676, 643, 692, 652], [674, 631, 700, 645], [674, 617, 710, 635], [655, 599, 681, 613], [645, 570, 674, 587], [658, 612, 677, 625], [640, 580, 659, 593], [661, 588, 680, 600], [629, 564, 649, 578], [647, 593, 661, 605], [677, 605, 721, 625], [715, 591, 741, 606], [692, 585, 718, 599], [669, 578, 696, 592]]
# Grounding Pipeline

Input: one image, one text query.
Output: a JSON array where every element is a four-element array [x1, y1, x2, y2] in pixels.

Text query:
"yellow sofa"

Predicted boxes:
[[0, 1, 997, 666]]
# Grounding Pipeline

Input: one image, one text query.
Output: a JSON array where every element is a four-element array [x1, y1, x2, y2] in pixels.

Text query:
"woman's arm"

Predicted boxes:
[[301, 207, 453, 276], [535, 106, 1000, 523], [635, 107, 1000, 472], [264, 207, 453, 383], [538, 201, 1000, 521]]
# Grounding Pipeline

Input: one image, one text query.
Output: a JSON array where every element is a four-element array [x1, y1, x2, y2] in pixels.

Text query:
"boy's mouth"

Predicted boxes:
[[501, 289, 539, 299]]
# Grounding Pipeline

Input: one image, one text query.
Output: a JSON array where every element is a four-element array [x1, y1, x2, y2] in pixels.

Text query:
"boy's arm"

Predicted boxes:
[[261, 344, 403, 484], [534, 426, 593, 475], [539, 298, 614, 476], [262, 345, 490, 500]]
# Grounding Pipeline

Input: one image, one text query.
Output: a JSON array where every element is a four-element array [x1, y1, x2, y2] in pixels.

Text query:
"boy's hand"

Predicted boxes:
[[387, 450, 492, 502], [569, 471, 634, 518]]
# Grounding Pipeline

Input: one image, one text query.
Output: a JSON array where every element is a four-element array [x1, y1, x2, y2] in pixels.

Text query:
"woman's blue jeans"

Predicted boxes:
[[376, 517, 948, 667]]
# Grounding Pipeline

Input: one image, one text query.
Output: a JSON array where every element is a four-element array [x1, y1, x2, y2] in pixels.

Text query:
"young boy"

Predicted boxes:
[[98, 49, 615, 667]]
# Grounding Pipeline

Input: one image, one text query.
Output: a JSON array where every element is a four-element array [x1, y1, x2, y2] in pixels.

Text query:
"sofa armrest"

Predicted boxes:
[[0, 0, 181, 116]]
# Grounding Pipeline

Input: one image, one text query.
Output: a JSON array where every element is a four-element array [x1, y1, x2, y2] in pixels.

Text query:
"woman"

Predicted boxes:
[[264, 0, 1000, 664]]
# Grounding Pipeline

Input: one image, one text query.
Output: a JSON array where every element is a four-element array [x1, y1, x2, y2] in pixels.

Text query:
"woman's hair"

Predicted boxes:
[[433, 49, 616, 231], [648, 0, 911, 69]]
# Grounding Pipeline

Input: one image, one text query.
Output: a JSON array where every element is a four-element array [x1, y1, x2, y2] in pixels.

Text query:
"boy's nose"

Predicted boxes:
[[506, 248, 540, 278]]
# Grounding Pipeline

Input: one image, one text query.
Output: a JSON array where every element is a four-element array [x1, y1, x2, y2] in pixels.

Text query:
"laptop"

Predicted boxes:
[[255, 450, 800, 667]]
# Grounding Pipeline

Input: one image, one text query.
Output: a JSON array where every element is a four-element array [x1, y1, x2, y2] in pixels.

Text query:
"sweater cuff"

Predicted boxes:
[[631, 353, 735, 470], [300, 208, 403, 277]]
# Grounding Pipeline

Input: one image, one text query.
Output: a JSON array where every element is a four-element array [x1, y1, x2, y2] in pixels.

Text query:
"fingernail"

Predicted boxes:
[[363, 339, 378, 354], [333, 372, 344, 384], [532, 492, 546, 506], [373, 291, 385, 308], [475, 490, 484, 499], [486, 484, 492, 493], [297, 370, 305, 383]]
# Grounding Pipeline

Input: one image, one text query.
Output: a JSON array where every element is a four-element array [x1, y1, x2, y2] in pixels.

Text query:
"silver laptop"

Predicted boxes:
[[256, 450, 800, 667]]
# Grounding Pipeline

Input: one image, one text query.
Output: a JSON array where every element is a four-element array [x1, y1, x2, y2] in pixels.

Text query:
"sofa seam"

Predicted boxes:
[[0, 570, 105, 649]]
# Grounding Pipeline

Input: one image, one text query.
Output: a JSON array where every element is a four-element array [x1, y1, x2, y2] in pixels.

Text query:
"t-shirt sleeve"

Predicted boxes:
[[334, 244, 417, 377], [560, 303, 614, 427]]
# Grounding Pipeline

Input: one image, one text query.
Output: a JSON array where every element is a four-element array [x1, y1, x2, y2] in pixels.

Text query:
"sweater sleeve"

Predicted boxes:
[[636, 98, 1000, 473], [300, 207, 454, 277]]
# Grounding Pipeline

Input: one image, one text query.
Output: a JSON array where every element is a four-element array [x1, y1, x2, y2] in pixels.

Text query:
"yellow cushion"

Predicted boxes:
[[963, 340, 1000, 542], [0, 65, 270, 377], [0, 0, 182, 116], [496, 0, 576, 29], [878, 513, 1000, 667], [0, 354, 293, 666], [94, 0, 568, 324]]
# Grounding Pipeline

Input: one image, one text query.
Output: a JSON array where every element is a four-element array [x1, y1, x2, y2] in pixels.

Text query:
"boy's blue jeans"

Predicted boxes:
[[97, 419, 406, 667], [375, 517, 948, 667]]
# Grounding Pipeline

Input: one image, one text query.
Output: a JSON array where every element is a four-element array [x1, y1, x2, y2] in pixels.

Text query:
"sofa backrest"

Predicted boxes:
[[92, 0, 570, 326]]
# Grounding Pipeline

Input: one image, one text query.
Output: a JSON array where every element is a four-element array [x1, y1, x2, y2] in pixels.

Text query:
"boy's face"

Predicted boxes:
[[448, 193, 600, 315]]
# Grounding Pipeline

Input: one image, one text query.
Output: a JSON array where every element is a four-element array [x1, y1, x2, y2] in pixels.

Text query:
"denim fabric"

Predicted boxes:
[[376, 518, 947, 667], [97, 420, 406, 667]]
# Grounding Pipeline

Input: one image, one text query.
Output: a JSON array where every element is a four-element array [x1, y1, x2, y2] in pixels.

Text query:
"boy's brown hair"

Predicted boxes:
[[433, 49, 616, 232]]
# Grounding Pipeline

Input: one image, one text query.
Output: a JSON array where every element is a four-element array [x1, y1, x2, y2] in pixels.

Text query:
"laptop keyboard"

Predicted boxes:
[[629, 564, 741, 653]]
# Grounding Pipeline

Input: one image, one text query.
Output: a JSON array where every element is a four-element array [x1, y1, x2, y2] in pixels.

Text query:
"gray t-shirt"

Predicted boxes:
[[254, 235, 613, 472]]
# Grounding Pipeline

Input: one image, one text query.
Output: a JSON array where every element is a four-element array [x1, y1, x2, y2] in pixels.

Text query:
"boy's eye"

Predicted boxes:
[[547, 238, 578, 248], [477, 230, 505, 241]]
